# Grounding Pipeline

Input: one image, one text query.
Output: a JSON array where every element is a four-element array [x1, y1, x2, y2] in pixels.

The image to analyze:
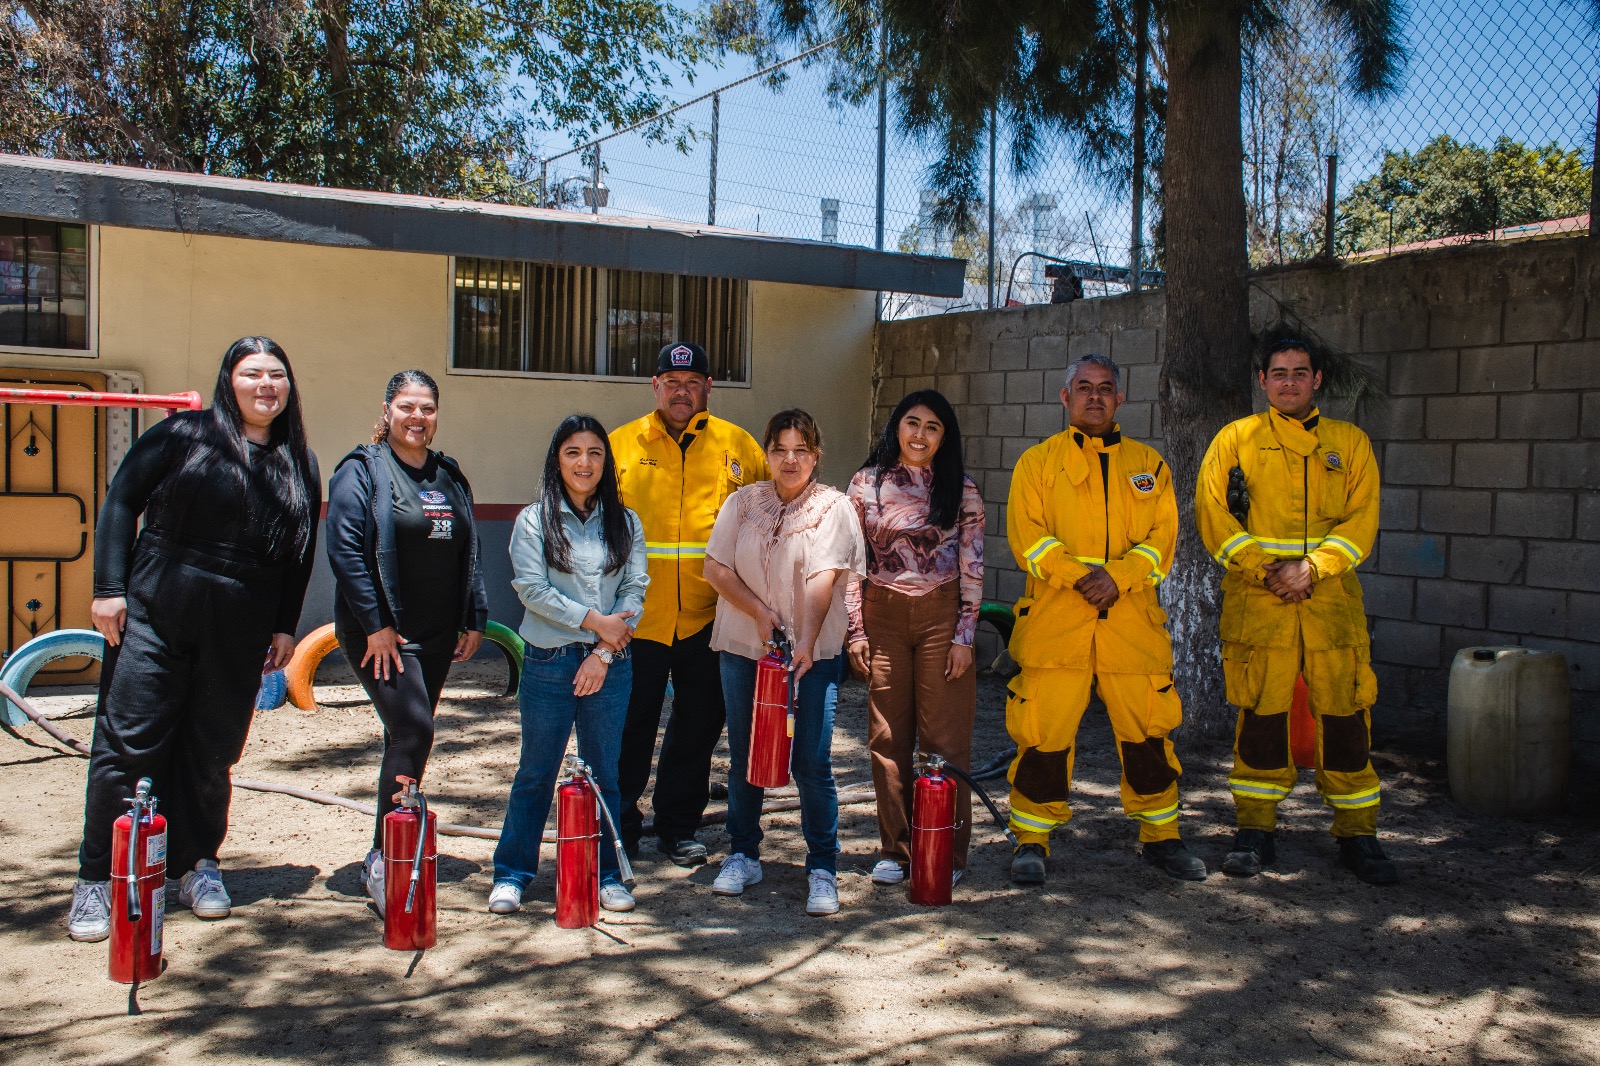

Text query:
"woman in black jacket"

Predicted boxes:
[[326, 369, 487, 914], [68, 336, 320, 941]]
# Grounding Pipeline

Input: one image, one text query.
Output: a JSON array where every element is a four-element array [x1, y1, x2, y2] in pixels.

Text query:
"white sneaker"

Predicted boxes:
[[711, 853, 763, 896], [362, 849, 386, 917], [178, 859, 231, 919], [952, 868, 964, 888], [487, 882, 522, 914], [599, 881, 636, 912], [67, 879, 111, 942], [870, 860, 905, 885], [805, 870, 840, 916]]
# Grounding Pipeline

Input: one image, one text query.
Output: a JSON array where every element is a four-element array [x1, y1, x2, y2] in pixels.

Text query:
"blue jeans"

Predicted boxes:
[[493, 643, 631, 888], [721, 651, 842, 875]]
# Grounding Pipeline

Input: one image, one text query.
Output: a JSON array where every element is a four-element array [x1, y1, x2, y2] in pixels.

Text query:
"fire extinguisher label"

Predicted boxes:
[[146, 831, 167, 867], [150, 898, 164, 954]]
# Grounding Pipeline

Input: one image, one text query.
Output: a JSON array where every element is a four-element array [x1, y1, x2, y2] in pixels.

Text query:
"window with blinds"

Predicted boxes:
[[453, 258, 748, 382], [0, 217, 90, 351]]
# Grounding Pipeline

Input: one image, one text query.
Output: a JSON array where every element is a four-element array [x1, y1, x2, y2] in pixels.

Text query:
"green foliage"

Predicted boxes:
[[1338, 135, 1593, 253], [1, 0, 736, 200]]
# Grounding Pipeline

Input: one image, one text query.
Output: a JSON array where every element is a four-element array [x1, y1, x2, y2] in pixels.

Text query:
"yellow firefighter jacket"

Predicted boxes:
[[1006, 425, 1177, 674], [1196, 407, 1379, 651], [611, 410, 769, 644]]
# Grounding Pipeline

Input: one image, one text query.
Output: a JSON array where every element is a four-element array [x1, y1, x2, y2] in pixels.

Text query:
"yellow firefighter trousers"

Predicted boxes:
[[1223, 617, 1382, 837], [1005, 666, 1184, 847]]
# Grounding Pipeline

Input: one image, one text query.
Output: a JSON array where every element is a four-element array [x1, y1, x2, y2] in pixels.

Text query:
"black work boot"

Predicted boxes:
[[1221, 828, 1276, 878], [1143, 839, 1208, 881], [1338, 835, 1400, 885], [1010, 844, 1047, 885]]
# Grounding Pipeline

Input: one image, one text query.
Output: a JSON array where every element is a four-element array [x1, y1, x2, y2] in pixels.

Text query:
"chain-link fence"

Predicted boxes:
[[537, 1, 1598, 319]]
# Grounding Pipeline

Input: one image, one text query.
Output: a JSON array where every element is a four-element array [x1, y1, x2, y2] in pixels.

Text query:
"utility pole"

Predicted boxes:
[[708, 93, 720, 226]]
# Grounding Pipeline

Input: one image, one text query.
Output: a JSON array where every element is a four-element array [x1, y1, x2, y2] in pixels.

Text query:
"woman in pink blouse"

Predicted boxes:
[[704, 409, 866, 917], [846, 389, 985, 887]]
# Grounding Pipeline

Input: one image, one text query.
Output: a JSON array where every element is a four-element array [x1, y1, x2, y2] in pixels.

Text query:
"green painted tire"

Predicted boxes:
[[484, 621, 525, 697], [978, 601, 1015, 645]]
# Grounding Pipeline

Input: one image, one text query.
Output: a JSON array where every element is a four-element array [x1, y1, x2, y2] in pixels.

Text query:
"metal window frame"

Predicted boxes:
[[446, 256, 752, 387], [0, 221, 99, 359]]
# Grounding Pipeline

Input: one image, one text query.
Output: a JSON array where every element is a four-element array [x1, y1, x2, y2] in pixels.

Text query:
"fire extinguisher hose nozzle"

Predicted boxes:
[[405, 794, 428, 915], [929, 760, 1016, 845]]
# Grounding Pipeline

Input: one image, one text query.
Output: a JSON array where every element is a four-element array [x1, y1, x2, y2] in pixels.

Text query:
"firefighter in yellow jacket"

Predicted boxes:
[[1005, 354, 1206, 884], [611, 342, 769, 865], [1196, 338, 1398, 885]]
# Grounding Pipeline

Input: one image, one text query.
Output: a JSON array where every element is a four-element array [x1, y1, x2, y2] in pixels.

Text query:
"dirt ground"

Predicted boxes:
[[2, 659, 1598, 1066]]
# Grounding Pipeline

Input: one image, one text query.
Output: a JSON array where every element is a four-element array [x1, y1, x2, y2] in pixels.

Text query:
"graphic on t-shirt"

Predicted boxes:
[[419, 490, 455, 540]]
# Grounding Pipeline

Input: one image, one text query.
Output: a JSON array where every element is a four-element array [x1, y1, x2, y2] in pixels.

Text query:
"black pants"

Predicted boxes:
[[78, 539, 280, 881], [617, 623, 726, 844], [337, 630, 453, 851]]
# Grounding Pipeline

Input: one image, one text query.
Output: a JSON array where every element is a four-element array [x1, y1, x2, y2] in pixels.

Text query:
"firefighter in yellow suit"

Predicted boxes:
[[610, 342, 770, 865], [1004, 354, 1206, 885], [1196, 338, 1398, 885]]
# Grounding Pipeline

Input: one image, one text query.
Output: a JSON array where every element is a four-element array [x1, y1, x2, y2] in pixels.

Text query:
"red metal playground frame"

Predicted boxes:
[[0, 387, 202, 412]]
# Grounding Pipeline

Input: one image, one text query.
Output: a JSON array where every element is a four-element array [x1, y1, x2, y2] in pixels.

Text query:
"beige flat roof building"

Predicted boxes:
[[0, 154, 963, 637]]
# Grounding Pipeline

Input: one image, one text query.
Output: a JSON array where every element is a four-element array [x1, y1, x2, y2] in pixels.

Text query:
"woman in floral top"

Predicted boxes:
[[846, 389, 985, 887]]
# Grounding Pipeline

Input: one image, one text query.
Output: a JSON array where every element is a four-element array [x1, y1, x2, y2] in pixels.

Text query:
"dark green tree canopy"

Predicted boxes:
[[1339, 135, 1593, 253], [1, 0, 732, 200]]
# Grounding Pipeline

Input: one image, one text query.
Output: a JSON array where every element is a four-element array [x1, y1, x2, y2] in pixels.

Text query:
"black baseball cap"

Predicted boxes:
[[655, 341, 710, 376]]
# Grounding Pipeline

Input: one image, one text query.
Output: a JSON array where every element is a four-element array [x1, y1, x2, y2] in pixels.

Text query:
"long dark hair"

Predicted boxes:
[[539, 414, 632, 574], [862, 389, 965, 530], [372, 369, 439, 444], [158, 336, 316, 558]]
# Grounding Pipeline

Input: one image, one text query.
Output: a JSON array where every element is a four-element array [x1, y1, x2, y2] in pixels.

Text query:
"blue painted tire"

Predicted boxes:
[[0, 629, 105, 728], [256, 669, 289, 711]]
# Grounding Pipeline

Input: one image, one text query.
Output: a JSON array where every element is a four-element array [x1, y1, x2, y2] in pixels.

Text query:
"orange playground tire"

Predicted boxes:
[[285, 623, 340, 710]]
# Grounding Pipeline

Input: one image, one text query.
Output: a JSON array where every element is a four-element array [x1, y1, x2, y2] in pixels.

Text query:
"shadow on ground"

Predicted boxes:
[[1, 665, 1596, 1065]]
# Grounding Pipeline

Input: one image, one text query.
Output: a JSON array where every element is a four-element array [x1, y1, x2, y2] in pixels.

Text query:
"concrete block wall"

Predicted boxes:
[[875, 236, 1599, 763]]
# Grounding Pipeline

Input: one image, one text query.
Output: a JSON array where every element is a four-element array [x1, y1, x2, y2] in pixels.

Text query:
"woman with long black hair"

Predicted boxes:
[[68, 337, 321, 940], [326, 369, 487, 916], [845, 389, 984, 889], [490, 415, 647, 915]]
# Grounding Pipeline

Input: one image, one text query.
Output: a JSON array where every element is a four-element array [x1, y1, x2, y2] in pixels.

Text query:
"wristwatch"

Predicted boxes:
[[591, 646, 616, 665]]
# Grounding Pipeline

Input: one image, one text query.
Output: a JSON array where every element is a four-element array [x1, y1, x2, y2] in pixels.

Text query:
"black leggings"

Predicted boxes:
[[337, 630, 453, 850], [79, 540, 281, 881]]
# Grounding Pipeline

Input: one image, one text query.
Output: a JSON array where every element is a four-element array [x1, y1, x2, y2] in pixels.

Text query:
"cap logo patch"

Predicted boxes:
[[1324, 451, 1343, 470], [670, 344, 694, 367], [1130, 473, 1157, 494]]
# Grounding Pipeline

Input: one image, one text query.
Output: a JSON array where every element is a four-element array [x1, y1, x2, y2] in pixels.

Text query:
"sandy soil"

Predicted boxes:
[[2, 661, 1597, 1066]]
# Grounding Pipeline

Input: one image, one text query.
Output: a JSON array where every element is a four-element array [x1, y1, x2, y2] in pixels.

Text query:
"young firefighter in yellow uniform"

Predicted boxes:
[[1196, 338, 1398, 885], [1004, 354, 1206, 884], [611, 342, 769, 865]]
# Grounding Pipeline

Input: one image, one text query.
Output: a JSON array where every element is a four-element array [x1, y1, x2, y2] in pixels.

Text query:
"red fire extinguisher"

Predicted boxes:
[[109, 777, 166, 984], [747, 631, 795, 789], [555, 755, 635, 929], [908, 754, 957, 907], [382, 775, 436, 951]]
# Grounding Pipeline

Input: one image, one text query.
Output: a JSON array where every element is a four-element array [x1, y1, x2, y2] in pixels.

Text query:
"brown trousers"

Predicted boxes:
[[861, 581, 977, 870]]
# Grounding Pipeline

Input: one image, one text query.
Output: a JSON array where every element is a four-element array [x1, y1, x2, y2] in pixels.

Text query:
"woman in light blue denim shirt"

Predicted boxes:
[[490, 415, 648, 915]]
